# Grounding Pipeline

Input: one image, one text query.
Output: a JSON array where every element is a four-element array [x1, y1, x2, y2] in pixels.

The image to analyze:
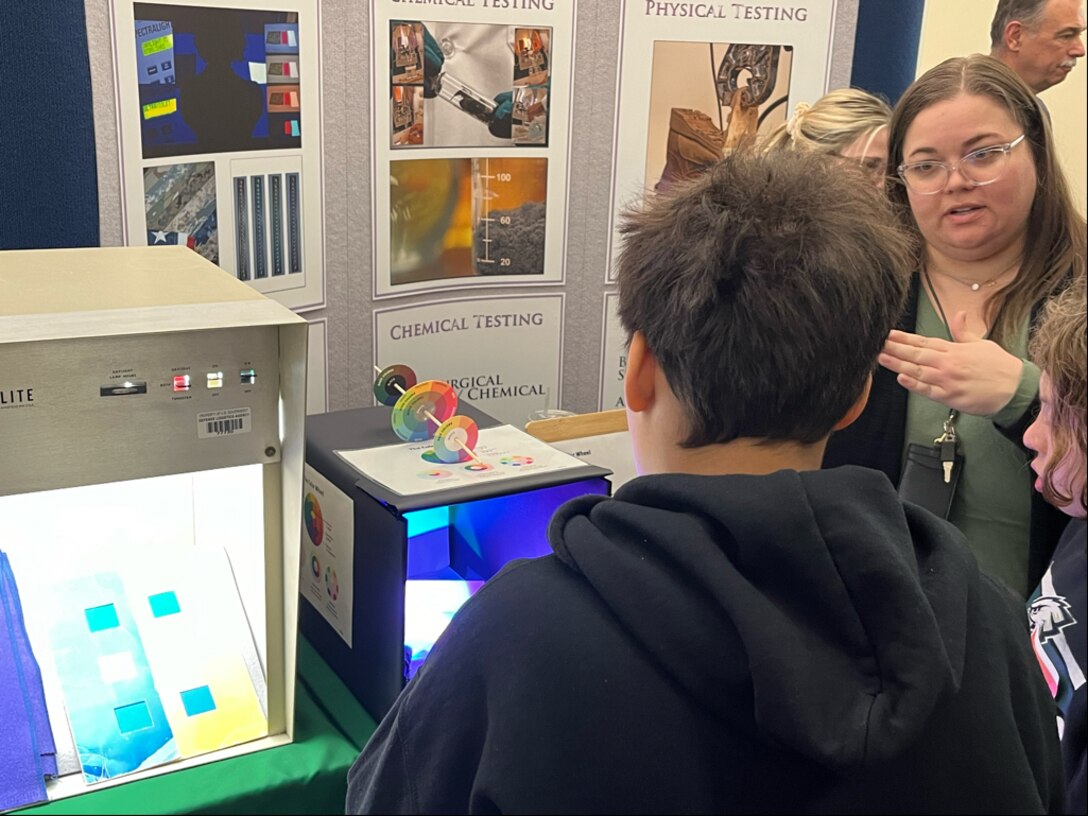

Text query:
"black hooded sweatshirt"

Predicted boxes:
[[346, 466, 1063, 814]]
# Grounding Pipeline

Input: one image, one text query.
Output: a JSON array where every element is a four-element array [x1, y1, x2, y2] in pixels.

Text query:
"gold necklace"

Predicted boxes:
[[927, 260, 1019, 292]]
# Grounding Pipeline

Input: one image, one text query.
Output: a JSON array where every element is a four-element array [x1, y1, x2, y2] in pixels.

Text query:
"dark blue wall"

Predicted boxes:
[[850, 0, 927, 104], [0, 0, 100, 250]]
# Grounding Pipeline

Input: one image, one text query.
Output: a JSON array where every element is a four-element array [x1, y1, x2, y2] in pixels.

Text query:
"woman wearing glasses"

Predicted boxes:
[[760, 88, 892, 188], [824, 54, 1086, 599]]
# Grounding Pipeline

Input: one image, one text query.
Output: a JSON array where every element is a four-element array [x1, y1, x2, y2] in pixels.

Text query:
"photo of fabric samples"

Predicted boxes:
[[143, 161, 219, 264], [134, 4, 302, 158], [0, 551, 57, 810]]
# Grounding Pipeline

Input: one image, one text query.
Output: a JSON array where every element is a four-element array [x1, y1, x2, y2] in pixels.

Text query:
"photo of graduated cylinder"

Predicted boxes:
[[471, 157, 547, 276]]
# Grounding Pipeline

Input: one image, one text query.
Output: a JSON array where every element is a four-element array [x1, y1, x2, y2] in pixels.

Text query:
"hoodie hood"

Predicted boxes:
[[548, 466, 973, 772]]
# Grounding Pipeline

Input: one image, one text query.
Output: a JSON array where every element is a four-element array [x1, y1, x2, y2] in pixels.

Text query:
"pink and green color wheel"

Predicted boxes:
[[433, 415, 480, 463]]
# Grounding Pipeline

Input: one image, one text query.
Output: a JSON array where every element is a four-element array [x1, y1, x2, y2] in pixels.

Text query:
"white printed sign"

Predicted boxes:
[[300, 464, 355, 646], [374, 294, 564, 426], [599, 292, 627, 410]]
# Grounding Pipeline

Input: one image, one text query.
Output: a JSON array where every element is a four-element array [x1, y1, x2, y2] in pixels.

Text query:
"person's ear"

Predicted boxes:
[[624, 331, 657, 413], [1004, 20, 1024, 51], [833, 374, 872, 431]]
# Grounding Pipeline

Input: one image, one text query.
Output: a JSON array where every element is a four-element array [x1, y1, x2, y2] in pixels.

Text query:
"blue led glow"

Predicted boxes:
[[403, 579, 484, 680], [400, 480, 611, 680], [404, 506, 450, 538]]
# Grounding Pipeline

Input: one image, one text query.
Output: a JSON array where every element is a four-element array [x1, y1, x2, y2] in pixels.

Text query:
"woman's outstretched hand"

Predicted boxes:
[[878, 310, 1024, 416]]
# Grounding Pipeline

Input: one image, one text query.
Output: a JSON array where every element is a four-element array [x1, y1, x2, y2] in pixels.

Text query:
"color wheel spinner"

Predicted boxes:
[[433, 415, 480, 463], [374, 363, 483, 463], [391, 380, 458, 442], [373, 364, 417, 406]]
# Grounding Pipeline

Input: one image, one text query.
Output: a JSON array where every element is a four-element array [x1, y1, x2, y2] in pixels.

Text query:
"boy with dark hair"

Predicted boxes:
[[346, 151, 1063, 814]]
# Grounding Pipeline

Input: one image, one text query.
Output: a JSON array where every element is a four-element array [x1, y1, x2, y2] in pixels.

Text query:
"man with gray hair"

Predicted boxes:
[[990, 0, 1086, 93]]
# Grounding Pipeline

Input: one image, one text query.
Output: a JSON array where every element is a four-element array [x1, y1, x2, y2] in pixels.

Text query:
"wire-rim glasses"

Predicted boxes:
[[897, 134, 1026, 195]]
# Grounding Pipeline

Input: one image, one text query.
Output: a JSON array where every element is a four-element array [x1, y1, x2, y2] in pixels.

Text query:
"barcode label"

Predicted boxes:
[[197, 408, 252, 439], [206, 417, 245, 435]]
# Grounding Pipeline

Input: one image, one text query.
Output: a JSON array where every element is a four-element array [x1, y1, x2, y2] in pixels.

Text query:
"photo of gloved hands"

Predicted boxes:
[[389, 19, 551, 148]]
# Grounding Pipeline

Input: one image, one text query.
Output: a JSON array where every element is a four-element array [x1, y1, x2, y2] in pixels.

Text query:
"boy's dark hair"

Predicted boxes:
[[616, 150, 913, 447]]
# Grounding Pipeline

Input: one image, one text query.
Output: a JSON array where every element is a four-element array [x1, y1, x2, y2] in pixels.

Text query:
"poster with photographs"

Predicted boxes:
[[372, 1, 574, 298], [373, 294, 564, 426], [386, 20, 552, 149], [114, 1, 325, 311], [607, 1, 840, 280]]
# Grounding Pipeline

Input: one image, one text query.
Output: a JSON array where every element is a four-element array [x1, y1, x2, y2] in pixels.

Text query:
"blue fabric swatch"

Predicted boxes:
[[0, 551, 57, 810]]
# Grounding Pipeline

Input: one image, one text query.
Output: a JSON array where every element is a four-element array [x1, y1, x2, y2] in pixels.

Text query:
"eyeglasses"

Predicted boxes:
[[897, 134, 1026, 195], [856, 156, 888, 181], [833, 154, 887, 183]]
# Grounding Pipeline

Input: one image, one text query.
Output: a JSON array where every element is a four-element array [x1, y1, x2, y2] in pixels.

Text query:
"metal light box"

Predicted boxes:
[[0, 247, 306, 805]]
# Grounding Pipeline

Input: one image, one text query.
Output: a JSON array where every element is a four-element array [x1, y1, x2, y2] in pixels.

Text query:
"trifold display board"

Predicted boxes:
[[301, 403, 611, 721], [0, 246, 307, 809]]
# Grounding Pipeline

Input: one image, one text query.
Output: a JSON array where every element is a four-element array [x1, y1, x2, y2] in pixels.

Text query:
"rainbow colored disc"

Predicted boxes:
[[499, 455, 534, 467], [374, 364, 417, 406], [433, 415, 479, 463], [391, 380, 458, 442]]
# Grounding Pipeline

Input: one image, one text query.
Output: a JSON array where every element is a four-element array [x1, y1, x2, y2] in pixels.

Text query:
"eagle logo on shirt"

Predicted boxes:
[[1029, 595, 1077, 643]]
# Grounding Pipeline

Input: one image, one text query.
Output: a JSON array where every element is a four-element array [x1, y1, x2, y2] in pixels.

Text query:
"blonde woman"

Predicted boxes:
[[762, 88, 892, 187]]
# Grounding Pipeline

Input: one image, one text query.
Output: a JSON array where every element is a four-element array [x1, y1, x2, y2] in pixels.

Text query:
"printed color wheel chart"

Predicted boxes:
[[311, 554, 321, 578], [500, 455, 535, 467], [304, 492, 324, 546], [325, 567, 339, 601], [391, 380, 458, 442], [418, 468, 453, 480], [464, 462, 493, 473]]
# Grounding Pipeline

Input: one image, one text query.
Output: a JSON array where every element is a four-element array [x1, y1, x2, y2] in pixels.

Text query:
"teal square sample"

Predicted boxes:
[[180, 685, 216, 717], [148, 591, 181, 618], [114, 701, 154, 733], [85, 604, 120, 633]]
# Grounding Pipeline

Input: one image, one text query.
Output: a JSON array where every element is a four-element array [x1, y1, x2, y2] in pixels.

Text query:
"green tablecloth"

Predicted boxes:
[[17, 638, 378, 815]]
